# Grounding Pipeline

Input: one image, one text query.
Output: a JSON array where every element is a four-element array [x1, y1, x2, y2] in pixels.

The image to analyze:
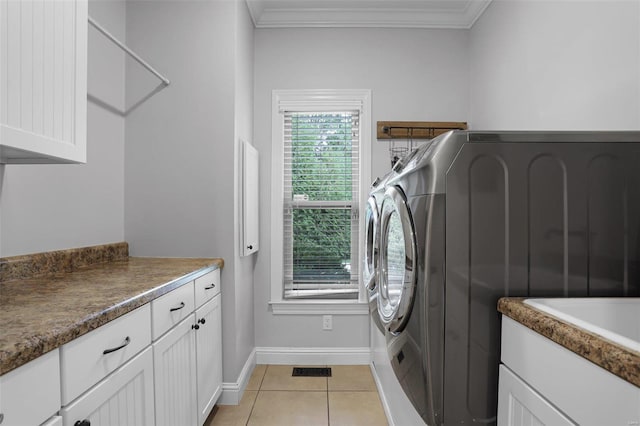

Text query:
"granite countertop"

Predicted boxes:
[[0, 247, 223, 376], [498, 298, 640, 388]]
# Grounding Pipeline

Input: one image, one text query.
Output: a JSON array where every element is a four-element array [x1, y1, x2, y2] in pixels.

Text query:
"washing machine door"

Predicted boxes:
[[378, 186, 418, 334], [363, 196, 379, 292]]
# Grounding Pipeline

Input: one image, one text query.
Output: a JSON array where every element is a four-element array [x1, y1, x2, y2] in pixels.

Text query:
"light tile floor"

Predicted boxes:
[[205, 364, 389, 426]]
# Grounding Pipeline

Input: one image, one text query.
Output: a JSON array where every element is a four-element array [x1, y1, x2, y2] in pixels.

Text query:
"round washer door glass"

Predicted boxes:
[[363, 196, 379, 292], [378, 186, 417, 334]]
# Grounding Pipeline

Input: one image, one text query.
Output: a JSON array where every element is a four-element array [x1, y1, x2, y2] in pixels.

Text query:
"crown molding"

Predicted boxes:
[[246, 0, 492, 29]]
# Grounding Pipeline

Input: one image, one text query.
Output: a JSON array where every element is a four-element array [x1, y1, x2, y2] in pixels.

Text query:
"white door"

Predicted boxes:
[[195, 295, 223, 425], [378, 185, 418, 334], [61, 348, 155, 426], [153, 315, 198, 426]]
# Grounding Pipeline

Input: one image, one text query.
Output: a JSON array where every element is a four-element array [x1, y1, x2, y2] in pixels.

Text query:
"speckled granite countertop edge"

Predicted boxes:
[[0, 256, 224, 376], [498, 298, 640, 388]]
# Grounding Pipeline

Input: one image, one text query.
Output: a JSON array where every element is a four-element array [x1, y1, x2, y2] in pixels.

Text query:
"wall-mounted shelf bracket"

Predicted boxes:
[[377, 121, 467, 140]]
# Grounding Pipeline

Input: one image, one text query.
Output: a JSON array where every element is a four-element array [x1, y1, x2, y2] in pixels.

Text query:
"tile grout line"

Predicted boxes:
[[244, 365, 268, 426], [326, 370, 330, 426]]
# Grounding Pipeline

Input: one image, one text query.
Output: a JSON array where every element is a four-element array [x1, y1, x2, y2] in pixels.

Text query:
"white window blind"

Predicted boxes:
[[283, 111, 360, 299]]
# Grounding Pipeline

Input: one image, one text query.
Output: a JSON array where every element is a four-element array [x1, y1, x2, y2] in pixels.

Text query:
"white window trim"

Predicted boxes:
[[270, 89, 371, 315]]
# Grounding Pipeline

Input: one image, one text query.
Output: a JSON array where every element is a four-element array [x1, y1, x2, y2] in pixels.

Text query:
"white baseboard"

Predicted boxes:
[[255, 346, 371, 365], [218, 348, 257, 405], [219, 347, 373, 406], [370, 358, 426, 426]]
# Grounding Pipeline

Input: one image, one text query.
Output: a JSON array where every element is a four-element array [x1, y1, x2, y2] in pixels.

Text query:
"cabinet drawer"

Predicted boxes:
[[60, 304, 151, 405], [0, 349, 60, 426], [195, 269, 220, 308], [152, 281, 195, 340]]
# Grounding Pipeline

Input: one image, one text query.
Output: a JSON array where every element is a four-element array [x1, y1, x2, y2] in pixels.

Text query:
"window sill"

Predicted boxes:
[[269, 300, 369, 315]]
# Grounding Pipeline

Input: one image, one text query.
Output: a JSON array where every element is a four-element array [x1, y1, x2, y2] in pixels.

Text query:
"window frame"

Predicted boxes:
[[270, 89, 371, 314]]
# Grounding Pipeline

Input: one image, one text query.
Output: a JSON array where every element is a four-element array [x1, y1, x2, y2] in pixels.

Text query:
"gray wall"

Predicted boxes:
[[232, 0, 257, 379], [0, 0, 126, 257], [125, 0, 255, 383], [469, 0, 640, 130], [253, 28, 470, 348]]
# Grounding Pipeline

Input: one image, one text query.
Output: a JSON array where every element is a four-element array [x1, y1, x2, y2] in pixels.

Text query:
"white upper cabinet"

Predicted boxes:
[[0, 0, 88, 164], [242, 140, 259, 256]]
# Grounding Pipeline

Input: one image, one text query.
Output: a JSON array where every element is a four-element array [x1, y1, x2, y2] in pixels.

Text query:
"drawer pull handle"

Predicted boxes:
[[103, 336, 131, 355], [204, 284, 216, 290], [170, 302, 186, 312]]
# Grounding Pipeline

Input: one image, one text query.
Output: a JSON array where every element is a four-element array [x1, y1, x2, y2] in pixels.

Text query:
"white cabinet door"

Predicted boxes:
[[195, 295, 223, 425], [0, 0, 87, 163], [498, 365, 575, 426], [153, 314, 198, 426], [61, 347, 155, 426]]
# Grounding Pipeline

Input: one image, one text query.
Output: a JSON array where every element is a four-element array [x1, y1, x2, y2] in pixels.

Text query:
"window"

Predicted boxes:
[[271, 90, 371, 309], [284, 112, 359, 299]]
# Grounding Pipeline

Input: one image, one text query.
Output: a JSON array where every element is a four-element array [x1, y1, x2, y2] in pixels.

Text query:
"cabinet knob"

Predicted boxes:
[[192, 324, 200, 330], [75, 420, 91, 426], [198, 318, 206, 325], [247, 245, 253, 250]]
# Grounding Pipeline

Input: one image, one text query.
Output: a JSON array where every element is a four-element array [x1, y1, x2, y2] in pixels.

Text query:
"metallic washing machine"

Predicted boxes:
[[371, 130, 640, 425], [364, 172, 391, 335]]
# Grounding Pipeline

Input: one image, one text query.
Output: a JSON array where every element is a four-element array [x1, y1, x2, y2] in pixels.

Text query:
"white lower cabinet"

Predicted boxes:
[[497, 365, 575, 426], [499, 316, 640, 426], [196, 295, 223, 425], [1, 267, 222, 426], [153, 314, 198, 426], [61, 347, 155, 426], [153, 291, 223, 426], [0, 349, 60, 426]]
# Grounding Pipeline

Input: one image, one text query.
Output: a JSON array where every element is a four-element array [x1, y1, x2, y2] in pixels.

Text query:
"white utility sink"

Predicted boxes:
[[524, 297, 640, 353]]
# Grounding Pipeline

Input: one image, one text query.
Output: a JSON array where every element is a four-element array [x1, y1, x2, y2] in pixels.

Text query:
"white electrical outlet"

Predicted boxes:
[[322, 315, 333, 330]]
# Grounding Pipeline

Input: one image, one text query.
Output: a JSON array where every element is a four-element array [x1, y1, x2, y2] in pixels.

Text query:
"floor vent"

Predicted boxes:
[[292, 367, 332, 377]]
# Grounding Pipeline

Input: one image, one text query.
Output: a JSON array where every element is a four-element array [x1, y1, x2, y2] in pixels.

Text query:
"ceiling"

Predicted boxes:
[[246, 0, 493, 29]]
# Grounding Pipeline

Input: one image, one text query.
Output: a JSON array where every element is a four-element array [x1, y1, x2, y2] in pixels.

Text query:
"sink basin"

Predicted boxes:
[[524, 298, 640, 353]]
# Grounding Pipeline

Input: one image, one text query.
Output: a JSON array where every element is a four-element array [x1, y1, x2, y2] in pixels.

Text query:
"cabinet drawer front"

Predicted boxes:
[[195, 269, 220, 308], [0, 349, 60, 426], [61, 347, 155, 426], [60, 304, 151, 405], [152, 281, 195, 340]]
